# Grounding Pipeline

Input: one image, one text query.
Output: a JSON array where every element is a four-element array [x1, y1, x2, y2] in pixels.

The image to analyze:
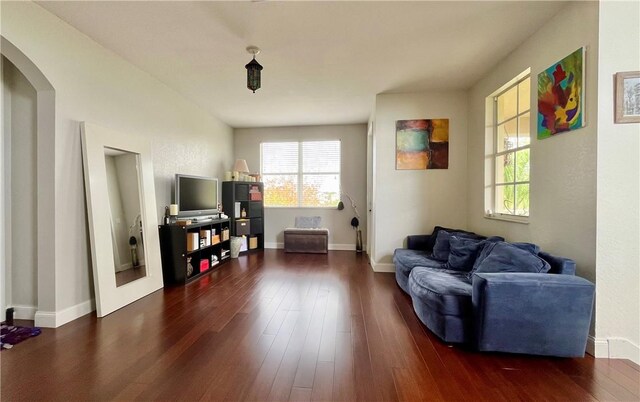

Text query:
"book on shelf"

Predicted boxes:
[[187, 233, 199, 252]]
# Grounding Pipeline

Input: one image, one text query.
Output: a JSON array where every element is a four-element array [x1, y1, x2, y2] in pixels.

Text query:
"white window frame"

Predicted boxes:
[[260, 140, 341, 208], [486, 71, 531, 223]]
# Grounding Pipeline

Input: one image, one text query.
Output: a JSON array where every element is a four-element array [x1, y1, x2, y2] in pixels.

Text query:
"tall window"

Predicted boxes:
[[489, 75, 531, 218], [261, 140, 341, 208]]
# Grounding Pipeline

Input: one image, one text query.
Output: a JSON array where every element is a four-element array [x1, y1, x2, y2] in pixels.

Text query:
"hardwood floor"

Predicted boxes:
[[2, 250, 639, 401], [115, 265, 147, 287]]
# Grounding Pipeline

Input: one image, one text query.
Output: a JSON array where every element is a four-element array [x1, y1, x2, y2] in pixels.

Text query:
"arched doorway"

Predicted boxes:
[[1, 36, 56, 326]]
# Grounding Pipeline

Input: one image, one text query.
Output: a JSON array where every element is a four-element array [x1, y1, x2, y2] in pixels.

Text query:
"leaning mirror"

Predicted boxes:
[[104, 148, 146, 287], [81, 122, 163, 317]]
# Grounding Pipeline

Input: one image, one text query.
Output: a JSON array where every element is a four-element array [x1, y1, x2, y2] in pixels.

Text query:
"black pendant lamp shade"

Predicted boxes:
[[245, 46, 263, 93]]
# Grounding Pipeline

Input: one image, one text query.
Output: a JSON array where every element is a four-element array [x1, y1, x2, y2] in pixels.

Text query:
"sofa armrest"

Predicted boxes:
[[406, 234, 432, 251], [472, 272, 594, 357]]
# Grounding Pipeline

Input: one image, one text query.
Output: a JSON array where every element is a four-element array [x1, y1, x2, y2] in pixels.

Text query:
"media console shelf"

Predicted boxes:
[[222, 181, 264, 253], [159, 218, 230, 285]]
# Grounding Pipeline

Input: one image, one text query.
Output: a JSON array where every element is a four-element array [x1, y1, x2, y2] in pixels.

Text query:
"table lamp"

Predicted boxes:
[[233, 159, 250, 181]]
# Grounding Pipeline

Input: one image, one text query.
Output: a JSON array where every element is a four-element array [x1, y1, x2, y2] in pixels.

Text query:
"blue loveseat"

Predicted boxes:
[[393, 226, 595, 358]]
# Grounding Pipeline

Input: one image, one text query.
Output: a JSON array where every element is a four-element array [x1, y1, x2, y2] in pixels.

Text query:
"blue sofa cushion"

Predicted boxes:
[[425, 226, 475, 252], [510, 242, 540, 255], [471, 242, 551, 276], [393, 249, 445, 277], [408, 267, 473, 316], [446, 236, 487, 272], [432, 230, 483, 261]]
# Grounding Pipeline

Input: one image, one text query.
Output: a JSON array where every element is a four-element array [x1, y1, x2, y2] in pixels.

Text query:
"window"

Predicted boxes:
[[261, 140, 341, 208], [488, 74, 531, 219]]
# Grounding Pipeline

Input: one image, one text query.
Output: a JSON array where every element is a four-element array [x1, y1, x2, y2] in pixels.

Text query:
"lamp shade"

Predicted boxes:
[[233, 159, 250, 173]]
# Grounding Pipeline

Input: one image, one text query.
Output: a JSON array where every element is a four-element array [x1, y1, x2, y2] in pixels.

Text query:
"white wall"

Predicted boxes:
[[372, 91, 469, 270], [2, 58, 38, 313], [1, 57, 7, 321], [234, 124, 367, 249], [466, 1, 599, 284], [1, 2, 233, 324], [595, 0, 640, 364]]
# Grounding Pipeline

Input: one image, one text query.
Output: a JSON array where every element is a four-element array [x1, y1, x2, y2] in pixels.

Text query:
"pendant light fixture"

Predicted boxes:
[[245, 46, 263, 93]]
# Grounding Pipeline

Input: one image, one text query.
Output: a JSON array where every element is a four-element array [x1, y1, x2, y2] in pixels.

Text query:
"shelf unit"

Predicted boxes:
[[222, 181, 264, 252], [158, 218, 231, 285]]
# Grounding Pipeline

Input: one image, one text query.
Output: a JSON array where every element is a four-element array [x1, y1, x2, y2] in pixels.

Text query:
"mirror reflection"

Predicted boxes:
[[104, 147, 146, 287]]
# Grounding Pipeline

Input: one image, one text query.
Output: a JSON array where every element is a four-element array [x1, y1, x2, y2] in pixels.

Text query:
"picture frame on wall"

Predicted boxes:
[[395, 119, 449, 170], [615, 71, 640, 124], [537, 47, 586, 139]]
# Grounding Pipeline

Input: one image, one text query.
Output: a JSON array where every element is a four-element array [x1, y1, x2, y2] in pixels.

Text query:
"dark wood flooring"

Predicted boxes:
[[115, 265, 147, 287], [2, 250, 639, 401]]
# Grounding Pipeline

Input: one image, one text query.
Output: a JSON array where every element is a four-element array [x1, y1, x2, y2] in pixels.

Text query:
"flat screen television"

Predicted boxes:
[[175, 174, 219, 218]]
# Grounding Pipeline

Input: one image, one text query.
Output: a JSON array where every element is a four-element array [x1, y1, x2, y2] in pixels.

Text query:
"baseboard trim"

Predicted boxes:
[[587, 336, 608, 358], [587, 335, 640, 365], [34, 310, 57, 328], [264, 242, 364, 251], [608, 338, 640, 365], [329, 243, 359, 251], [368, 258, 395, 273], [34, 299, 95, 328], [11, 305, 37, 320]]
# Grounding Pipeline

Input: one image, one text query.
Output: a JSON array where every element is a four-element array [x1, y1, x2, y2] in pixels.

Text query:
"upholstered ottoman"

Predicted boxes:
[[284, 228, 329, 253]]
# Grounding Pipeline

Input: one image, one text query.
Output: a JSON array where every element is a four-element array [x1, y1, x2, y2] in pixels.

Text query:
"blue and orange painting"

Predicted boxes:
[[396, 119, 449, 170], [537, 47, 585, 139]]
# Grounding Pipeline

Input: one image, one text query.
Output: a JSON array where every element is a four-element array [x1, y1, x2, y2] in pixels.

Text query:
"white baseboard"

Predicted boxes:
[[587, 336, 608, 357], [34, 299, 95, 328], [371, 262, 395, 273], [367, 255, 395, 273], [329, 243, 360, 251], [608, 338, 640, 365], [10, 304, 37, 320], [264, 242, 365, 251], [34, 310, 57, 328], [587, 335, 640, 365]]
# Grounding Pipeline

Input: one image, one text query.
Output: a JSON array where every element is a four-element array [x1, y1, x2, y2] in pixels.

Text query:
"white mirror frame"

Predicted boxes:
[[81, 122, 163, 317]]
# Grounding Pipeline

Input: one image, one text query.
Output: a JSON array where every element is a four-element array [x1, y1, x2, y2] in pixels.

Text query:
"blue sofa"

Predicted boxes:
[[393, 226, 595, 358]]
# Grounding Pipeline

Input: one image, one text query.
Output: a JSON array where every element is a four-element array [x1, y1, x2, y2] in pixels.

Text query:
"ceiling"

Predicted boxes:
[[37, 1, 565, 128]]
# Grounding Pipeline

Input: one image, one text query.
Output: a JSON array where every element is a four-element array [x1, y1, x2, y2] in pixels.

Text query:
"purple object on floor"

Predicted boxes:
[[1, 323, 41, 350]]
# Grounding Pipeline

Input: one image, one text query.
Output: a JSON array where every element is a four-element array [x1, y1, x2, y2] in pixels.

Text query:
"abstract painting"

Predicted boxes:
[[537, 47, 585, 139], [396, 119, 449, 170]]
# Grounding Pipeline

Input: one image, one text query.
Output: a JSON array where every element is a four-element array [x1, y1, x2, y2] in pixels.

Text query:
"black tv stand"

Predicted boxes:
[[158, 218, 230, 285]]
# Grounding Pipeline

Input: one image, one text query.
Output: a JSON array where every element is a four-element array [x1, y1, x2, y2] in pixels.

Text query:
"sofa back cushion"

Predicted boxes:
[[426, 226, 475, 253], [432, 230, 483, 261], [447, 236, 486, 271], [447, 235, 504, 271], [470, 242, 551, 276]]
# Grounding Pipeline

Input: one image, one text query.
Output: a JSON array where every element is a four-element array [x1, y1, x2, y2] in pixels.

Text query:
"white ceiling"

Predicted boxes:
[[37, 1, 565, 128]]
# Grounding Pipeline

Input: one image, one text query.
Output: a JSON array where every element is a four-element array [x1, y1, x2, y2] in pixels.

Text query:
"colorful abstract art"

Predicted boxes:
[[537, 47, 585, 139], [396, 119, 449, 170]]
